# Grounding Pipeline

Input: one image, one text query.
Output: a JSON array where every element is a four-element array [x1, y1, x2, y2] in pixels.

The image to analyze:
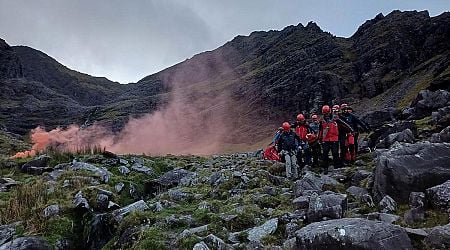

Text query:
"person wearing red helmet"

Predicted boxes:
[[294, 114, 313, 168], [319, 105, 353, 171], [276, 122, 301, 179]]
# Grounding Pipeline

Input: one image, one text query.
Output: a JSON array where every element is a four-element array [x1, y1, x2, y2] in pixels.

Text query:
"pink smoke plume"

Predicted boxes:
[[12, 51, 236, 158]]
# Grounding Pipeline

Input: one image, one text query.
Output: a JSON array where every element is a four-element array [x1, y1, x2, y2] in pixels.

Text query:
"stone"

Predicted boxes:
[[379, 195, 397, 213], [409, 192, 425, 208], [375, 128, 415, 149], [96, 194, 110, 211], [307, 192, 347, 223], [361, 108, 400, 128], [351, 170, 372, 186], [283, 238, 296, 250], [158, 169, 195, 186], [71, 161, 113, 183], [43, 204, 60, 218], [424, 224, 450, 250], [178, 224, 208, 240], [373, 142, 450, 202], [346, 186, 369, 200], [0, 177, 19, 192], [412, 89, 450, 119], [167, 189, 193, 202], [0, 224, 16, 246], [367, 121, 417, 149], [193, 242, 210, 250], [0, 237, 52, 250], [84, 213, 115, 250], [430, 126, 450, 143], [247, 218, 278, 242], [118, 166, 130, 175], [131, 163, 154, 175], [293, 196, 309, 209], [285, 223, 300, 238], [73, 191, 90, 210], [203, 234, 233, 250], [404, 192, 426, 225], [115, 182, 125, 193], [295, 218, 412, 250], [293, 171, 339, 197], [426, 180, 450, 210], [20, 155, 53, 175], [112, 200, 149, 221], [366, 212, 400, 224]]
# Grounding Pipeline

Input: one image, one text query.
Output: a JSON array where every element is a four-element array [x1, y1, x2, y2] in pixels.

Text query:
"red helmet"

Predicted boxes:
[[296, 114, 305, 121], [311, 114, 318, 120], [332, 104, 340, 110], [282, 122, 291, 131], [322, 105, 331, 114]]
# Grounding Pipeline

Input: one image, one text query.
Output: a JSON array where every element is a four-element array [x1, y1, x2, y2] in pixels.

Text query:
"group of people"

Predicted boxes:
[[263, 104, 370, 179]]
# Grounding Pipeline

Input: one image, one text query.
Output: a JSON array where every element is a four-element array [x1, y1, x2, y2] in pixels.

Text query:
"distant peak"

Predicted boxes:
[[306, 21, 322, 32]]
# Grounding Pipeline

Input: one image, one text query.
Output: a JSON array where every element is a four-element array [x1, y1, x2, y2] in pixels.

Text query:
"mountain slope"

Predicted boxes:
[[0, 10, 449, 151]]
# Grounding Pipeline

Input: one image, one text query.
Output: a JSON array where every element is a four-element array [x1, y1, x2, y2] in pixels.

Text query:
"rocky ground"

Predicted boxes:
[[0, 89, 450, 250]]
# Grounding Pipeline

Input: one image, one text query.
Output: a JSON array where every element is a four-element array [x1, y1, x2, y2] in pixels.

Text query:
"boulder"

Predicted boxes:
[[247, 218, 278, 242], [411, 89, 450, 119], [404, 192, 426, 225], [20, 155, 53, 175], [373, 142, 450, 202], [84, 213, 115, 250], [307, 192, 347, 223], [368, 121, 417, 149], [203, 234, 233, 250], [193, 242, 210, 250], [69, 161, 113, 183], [73, 191, 90, 211], [0, 224, 16, 246], [351, 170, 372, 187], [375, 128, 414, 149], [118, 166, 130, 175], [43, 204, 60, 218], [158, 169, 196, 186], [130, 163, 154, 175], [293, 172, 339, 197], [295, 218, 412, 250], [430, 126, 450, 143], [424, 224, 450, 250], [366, 212, 400, 224], [346, 186, 369, 200], [112, 200, 149, 221], [0, 177, 19, 192], [0, 237, 52, 250], [379, 195, 397, 213], [426, 180, 450, 210], [293, 196, 309, 209], [361, 108, 400, 128]]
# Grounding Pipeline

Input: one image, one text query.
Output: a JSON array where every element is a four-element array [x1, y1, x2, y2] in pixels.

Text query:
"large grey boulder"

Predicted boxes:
[[293, 172, 339, 197], [424, 224, 450, 250], [374, 142, 450, 202], [0, 237, 52, 250], [426, 180, 450, 210], [379, 195, 397, 213], [430, 126, 450, 143], [130, 163, 154, 175], [361, 108, 400, 128], [404, 192, 426, 225], [307, 192, 347, 223], [375, 129, 414, 149], [158, 169, 196, 186], [411, 89, 450, 119], [368, 121, 417, 149], [112, 200, 149, 221], [295, 218, 412, 250], [59, 161, 113, 183], [247, 218, 278, 242]]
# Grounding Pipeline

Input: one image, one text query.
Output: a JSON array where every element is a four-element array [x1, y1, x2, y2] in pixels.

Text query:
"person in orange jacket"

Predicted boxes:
[[318, 105, 353, 170]]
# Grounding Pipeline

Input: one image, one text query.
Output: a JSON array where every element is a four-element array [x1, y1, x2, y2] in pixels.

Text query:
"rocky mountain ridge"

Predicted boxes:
[[1, 10, 449, 150]]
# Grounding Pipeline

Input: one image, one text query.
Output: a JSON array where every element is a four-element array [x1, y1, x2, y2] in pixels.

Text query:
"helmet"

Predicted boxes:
[[332, 104, 340, 111], [341, 103, 348, 110], [282, 122, 291, 131], [311, 114, 318, 120], [322, 105, 331, 114], [296, 114, 305, 121]]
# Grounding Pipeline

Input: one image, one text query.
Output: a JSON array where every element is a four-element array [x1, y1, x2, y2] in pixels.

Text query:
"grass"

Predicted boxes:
[[395, 204, 449, 229], [397, 78, 431, 109]]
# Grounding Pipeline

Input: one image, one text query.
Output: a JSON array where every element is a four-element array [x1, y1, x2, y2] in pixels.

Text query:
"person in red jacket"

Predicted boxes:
[[318, 105, 353, 171], [294, 114, 312, 168]]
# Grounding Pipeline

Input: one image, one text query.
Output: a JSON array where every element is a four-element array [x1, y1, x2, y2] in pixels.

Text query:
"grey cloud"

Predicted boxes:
[[0, 0, 448, 83]]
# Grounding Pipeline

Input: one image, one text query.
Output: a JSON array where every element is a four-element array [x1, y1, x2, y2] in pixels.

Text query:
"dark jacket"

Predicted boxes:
[[340, 113, 370, 132], [276, 131, 301, 152]]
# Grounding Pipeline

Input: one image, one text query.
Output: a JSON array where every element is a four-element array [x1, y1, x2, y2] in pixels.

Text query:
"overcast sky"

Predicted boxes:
[[0, 0, 448, 83]]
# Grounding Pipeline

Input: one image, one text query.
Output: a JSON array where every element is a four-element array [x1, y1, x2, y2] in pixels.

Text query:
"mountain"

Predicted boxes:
[[0, 10, 449, 150]]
